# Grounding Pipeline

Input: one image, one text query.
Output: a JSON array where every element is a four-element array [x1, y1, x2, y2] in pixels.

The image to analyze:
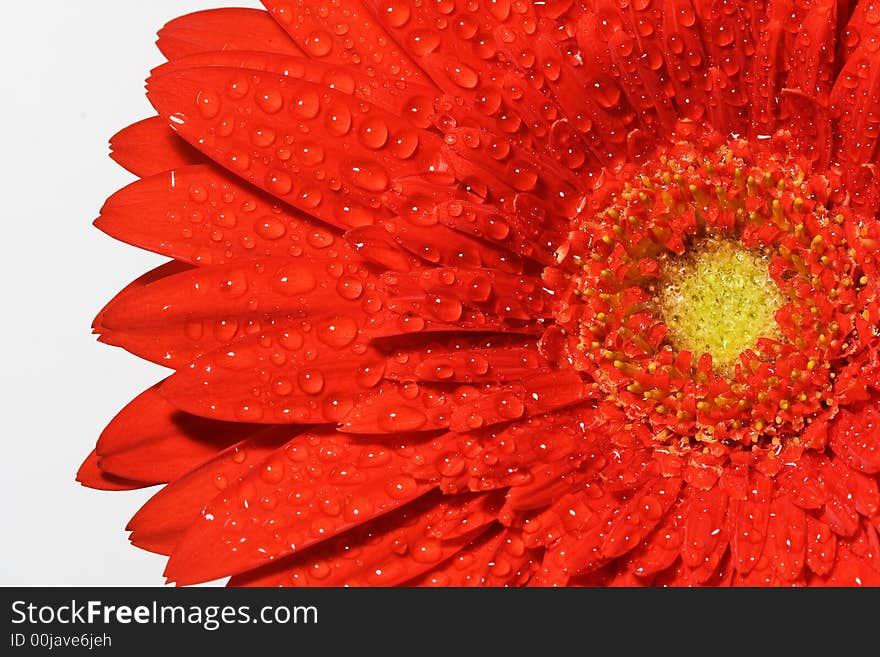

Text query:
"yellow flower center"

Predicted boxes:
[[658, 239, 785, 371]]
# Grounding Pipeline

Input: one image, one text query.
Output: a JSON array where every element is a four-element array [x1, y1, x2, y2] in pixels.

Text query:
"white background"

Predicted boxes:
[[0, 0, 254, 585]]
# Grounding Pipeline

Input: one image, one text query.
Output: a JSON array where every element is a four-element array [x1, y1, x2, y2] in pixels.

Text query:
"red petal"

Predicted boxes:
[[228, 491, 498, 586], [352, 221, 525, 274], [381, 267, 552, 322], [447, 371, 588, 433], [92, 260, 193, 336], [843, 521, 880, 574], [109, 117, 203, 178], [600, 477, 682, 559], [146, 65, 444, 231], [407, 528, 537, 587], [381, 335, 544, 384], [766, 495, 807, 582], [533, 490, 617, 583], [504, 461, 594, 515], [831, 2, 880, 175], [164, 431, 437, 585], [781, 0, 838, 100], [261, 0, 431, 85], [434, 200, 557, 266], [98, 256, 374, 366], [780, 89, 833, 169], [341, 371, 588, 435], [830, 404, 880, 474], [805, 515, 837, 576], [97, 164, 356, 268], [682, 485, 728, 568], [809, 544, 880, 586], [157, 8, 304, 60], [661, 0, 712, 122], [96, 383, 257, 483], [577, 2, 677, 130], [776, 454, 828, 509], [627, 505, 686, 577], [154, 50, 436, 118], [729, 472, 773, 575], [365, 0, 605, 177], [692, 0, 756, 134], [818, 458, 862, 536], [127, 427, 291, 555], [748, 0, 792, 135], [76, 451, 154, 492], [440, 409, 597, 495], [161, 330, 385, 425]]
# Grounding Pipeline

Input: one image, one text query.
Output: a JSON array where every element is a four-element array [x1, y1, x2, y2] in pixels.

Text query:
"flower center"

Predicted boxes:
[[544, 128, 877, 450], [658, 238, 784, 372]]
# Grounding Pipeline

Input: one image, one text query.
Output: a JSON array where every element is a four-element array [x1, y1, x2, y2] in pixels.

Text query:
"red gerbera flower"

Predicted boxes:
[[81, 0, 880, 587]]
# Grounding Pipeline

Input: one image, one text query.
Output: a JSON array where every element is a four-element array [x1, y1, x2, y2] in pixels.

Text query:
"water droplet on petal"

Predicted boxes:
[[378, 407, 427, 432], [293, 89, 321, 119], [382, 0, 411, 27], [446, 62, 479, 89], [346, 160, 390, 192], [336, 275, 364, 300], [390, 130, 419, 158], [251, 126, 276, 147], [325, 103, 352, 136], [221, 270, 249, 298], [316, 316, 359, 348], [266, 170, 292, 196], [271, 263, 317, 295], [498, 393, 525, 419], [358, 116, 389, 149], [255, 217, 287, 240], [298, 369, 325, 394], [303, 30, 333, 57], [256, 89, 283, 114], [384, 475, 420, 499], [196, 91, 221, 119]]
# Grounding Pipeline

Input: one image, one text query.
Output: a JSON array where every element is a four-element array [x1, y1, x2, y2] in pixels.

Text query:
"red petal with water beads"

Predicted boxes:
[[164, 430, 445, 584], [381, 335, 543, 384], [99, 251, 521, 372], [95, 383, 257, 483], [626, 501, 686, 578], [682, 485, 729, 570], [97, 164, 355, 268], [157, 8, 304, 61], [153, 50, 437, 117], [260, 0, 431, 86], [577, 2, 677, 132], [339, 370, 588, 435], [809, 544, 880, 586], [109, 117, 204, 178], [408, 527, 538, 587], [146, 59, 577, 255], [99, 255, 368, 334], [364, 0, 580, 160], [228, 491, 501, 586], [728, 471, 773, 574], [146, 67, 438, 228], [767, 495, 808, 581], [600, 476, 683, 560], [831, 403, 880, 473], [831, 2, 880, 172], [127, 427, 293, 556]]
